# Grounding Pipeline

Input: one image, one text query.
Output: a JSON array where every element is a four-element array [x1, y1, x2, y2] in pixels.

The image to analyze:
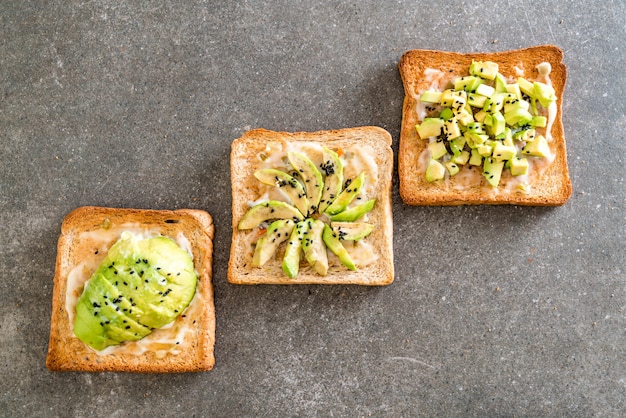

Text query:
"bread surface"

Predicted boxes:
[[229, 127, 394, 285], [46, 206, 215, 372], [398, 45, 572, 206]]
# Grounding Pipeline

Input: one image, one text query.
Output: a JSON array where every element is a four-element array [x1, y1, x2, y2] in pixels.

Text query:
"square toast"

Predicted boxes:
[[228, 127, 394, 285], [398, 45, 572, 205], [46, 206, 216, 372]]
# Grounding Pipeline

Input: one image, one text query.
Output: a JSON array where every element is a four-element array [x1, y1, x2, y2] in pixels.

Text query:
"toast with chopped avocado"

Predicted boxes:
[[228, 127, 394, 285], [398, 45, 571, 206], [46, 206, 215, 372]]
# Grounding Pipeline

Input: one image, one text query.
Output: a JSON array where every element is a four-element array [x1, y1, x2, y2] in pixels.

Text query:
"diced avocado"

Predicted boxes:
[[73, 232, 197, 350], [428, 141, 448, 160], [494, 73, 508, 93], [483, 93, 506, 113], [492, 142, 517, 161], [324, 172, 365, 215], [444, 161, 460, 176], [474, 109, 488, 123], [465, 122, 485, 134], [504, 107, 533, 126], [330, 222, 374, 241], [469, 149, 483, 166], [469, 60, 499, 80], [287, 151, 324, 216], [510, 156, 529, 176], [533, 81, 556, 107], [488, 111, 506, 136], [439, 107, 454, 121], [530, 115, 547, 128], [252, 219, 295, 267], [467, 93, 487, 108], [506, 82, 522, 100], [439, 89, 456, 107], [322, 225, 356, 271], [522, 134, 550, 157], [443, 118, 461, 140], [503, 98, 530, 114], [301, 219, 328, 276], [254, 168, 309, 217], [483, 157, 505, 187], [238, 200, 304, 230], [330, 199, 376, 222], [449, 136, 467, 155], [475, 83, 495, 98], [454, 75, 483, 92], [419, 90, 442, 103], [281, 220, 308, 279], [451, 150, 471, 165], [425, 159, 446, 182], [317, 147, 344, 214], [455, 109, 474, 125], [416, 117, 444, 138], [477, 143, 493, 157], [517, 77, 535, 97]]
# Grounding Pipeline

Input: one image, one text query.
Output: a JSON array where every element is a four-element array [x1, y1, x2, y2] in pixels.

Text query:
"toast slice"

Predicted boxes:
[[229, 127, 394, 285], [46, 206, 216, 372], [398, 45, 572, 205]]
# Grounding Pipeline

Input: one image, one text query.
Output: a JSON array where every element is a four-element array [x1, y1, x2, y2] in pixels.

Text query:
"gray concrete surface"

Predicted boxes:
[[1, 0, 624, 416]]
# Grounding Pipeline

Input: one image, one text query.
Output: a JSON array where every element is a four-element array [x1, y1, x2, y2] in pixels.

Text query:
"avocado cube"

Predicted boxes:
[[488, 111, 506, 136], [506, 82, 522, 100], [533, 81, 557, 107], [494, 73, 508, 93], [439, 89, 456, 107], [444, 161, 460, 176], [467, 93, 488, 108], [439, 107, 454, 121], [522, 134, 550, 157], [510, 156, 529, 176], [425, 159, 446, 182], [451, 150, 471, 165], [483, 157, 505, 187], [475, 83, 495, 98], [517, 77, 535, 97], [443, 118, 461, 140], [469, 149, 483, 166], [454, 75, 483, 92], [420, 90, 443, 103], [531, 115, 547, 128], [450, 136, 467, 155], [416, 117, 444, 138], [504, 107, 533, 126], [469, 60, 499, 80], [428, 141, 448, 160], [492, 142, 517, 162]]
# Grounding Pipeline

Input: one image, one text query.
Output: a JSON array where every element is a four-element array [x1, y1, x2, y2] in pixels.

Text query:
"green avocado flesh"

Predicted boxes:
[[416, 59, 556, 187], [73, 232, 197, 351], [241, 146, 378, 278]]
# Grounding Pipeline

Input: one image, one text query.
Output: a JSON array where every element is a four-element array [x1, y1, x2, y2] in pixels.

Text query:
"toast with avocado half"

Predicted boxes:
[[398, 45, 571, 205], [228, 127, 394, 285], [46, 206, 215, 372]]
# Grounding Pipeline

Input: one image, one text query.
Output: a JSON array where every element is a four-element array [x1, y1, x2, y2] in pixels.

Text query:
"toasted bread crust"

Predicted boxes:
[[228, 127, 394, 285], [46, 206, 215, 372], [398, 45, 572, 206]]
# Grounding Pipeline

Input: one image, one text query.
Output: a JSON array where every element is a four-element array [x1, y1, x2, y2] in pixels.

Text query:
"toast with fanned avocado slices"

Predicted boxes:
[[398, 45, 571, 206], [229, 127, 394, 285]]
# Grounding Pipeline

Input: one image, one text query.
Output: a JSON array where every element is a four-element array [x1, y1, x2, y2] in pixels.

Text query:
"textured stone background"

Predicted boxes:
[[1, 1, 624, 416]]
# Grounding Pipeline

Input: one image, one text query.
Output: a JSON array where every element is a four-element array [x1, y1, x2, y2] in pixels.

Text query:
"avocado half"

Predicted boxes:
[[73, 232, 197, 351]]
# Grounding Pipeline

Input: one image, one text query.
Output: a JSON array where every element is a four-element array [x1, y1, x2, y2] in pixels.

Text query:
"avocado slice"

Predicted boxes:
[[238, 200, 304, 230], [301, 219, 328, 276], [73, 232, 197, 350], [287, 151, 324, 216], [254, 168, 309, 216], [252, 219, 295, 267], [330, 222, 374, 241], [322, 225, 356, 271], [281, 220, 308, 278], [324, 172, 365, 215], [329, 199, 376, 222], [317, 147, 344, 214]]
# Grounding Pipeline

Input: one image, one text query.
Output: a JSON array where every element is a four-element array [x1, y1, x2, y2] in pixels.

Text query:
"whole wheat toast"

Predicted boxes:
[[398, 45, 572, 206], [46, 206, 216, 372], [229, 127, 394, 285]]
